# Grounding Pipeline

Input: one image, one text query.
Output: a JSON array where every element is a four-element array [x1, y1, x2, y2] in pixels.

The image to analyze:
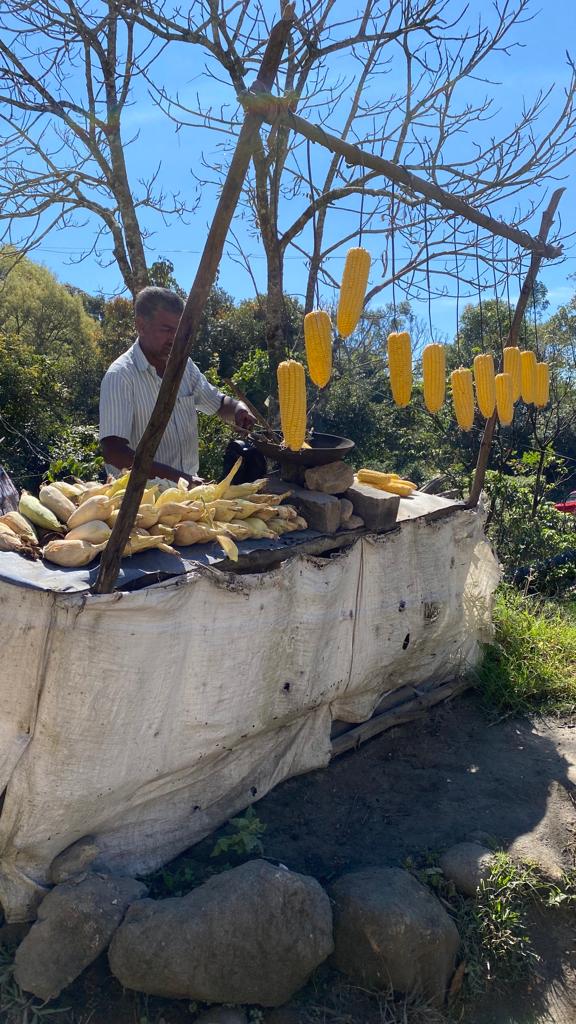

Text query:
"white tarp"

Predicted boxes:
[[0, 504, 500, 920]]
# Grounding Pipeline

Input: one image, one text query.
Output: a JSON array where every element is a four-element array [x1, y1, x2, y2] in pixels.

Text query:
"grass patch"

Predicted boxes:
[[415, 852, 576, 1006], [476, 585, 576, 715]]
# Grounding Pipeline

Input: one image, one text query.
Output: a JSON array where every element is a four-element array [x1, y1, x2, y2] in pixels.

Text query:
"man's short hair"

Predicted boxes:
[[134, 287, 184, 320]]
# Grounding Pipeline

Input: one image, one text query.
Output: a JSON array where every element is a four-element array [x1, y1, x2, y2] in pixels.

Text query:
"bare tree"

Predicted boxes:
[[133, 0, 576, 379], [0, 0, 192, 295]]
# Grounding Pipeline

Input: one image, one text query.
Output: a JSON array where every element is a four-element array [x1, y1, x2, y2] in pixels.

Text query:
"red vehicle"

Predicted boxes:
[[555, 490, 576, 514]]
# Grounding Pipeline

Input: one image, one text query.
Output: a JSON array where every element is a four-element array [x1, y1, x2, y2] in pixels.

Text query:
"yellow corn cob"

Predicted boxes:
[[503, 346, 522, 403], [19, 492, 65, 533], [451, 367, 475, 431], [422, 343, 446, 413], [356, 469, 416, 494], [223, 479, 267, 499], [520, 350, 537, 404], [473, 353, 496, 418], [304, 310, 332, 388], [277, 360, 307, 451], [336, 247, 371, 338], [495, 373, 514, 427], [534, 362, 550, 408], [51, 480, 83, 500], [387, 332, 412, 407]]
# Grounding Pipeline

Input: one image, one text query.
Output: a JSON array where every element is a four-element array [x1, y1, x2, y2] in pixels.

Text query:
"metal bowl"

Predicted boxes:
[[250, 431, 355, 468]]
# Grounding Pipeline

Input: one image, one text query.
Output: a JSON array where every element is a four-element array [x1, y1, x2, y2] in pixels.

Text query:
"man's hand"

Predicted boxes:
[[234, 402, 257, 431], [182, 473, 204, 487]]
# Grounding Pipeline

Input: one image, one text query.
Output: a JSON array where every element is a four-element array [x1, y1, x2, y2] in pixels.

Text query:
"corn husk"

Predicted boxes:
[[67, 495, 114, 529], [221, 521, 251, 540], [39, 485, 76, 524], [292, 516, 308, 530], [0, 511, 39, 543], [216, 533, 238, 562], [173, 522, 220, 546], [148, 524, 175, 541], [123, 531, 179, 557], [223, 479, 267, 498], [275, 505, 298, 520], [77, 482, 111, 502], [248, 492, 291, 505], [136, 504, 160, 529], [50, 480, 83, 500], [19, 491, 65, 533], [232, 516, 276, 539], [157, 501, 204, 521], [66, 520, 112, 544], [267, 519, 292, 536], [43, 539, 107, 567], [0, 529, 24, 553]]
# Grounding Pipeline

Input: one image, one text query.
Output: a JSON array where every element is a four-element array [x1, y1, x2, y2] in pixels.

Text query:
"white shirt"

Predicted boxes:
[[99, 341, 224, 477]]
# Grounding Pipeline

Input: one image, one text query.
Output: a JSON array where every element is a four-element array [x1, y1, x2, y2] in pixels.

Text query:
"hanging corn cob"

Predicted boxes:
[[304, 310, 332, 388], [520, 350, 537, 404], [422, 343, 446, 413], [473, 353, 496, 418], [503, 346, 522, 403], [387, 331, 412, 407], [495, 372, 514, 426], [451, 367, 475, 431], [336, 247, 371, 338], [534, 362, 550, 408], [277, 359, 307, 451]]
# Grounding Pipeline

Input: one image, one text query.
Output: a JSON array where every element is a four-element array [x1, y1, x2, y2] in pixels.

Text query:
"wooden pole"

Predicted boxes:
[[465, 187, 564, 509], [241, 99, 562, 261], [93, 7, 295, 594]]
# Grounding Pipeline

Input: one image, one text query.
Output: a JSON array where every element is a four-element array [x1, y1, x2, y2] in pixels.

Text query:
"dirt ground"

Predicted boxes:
[[3, 692, 576, 1024]]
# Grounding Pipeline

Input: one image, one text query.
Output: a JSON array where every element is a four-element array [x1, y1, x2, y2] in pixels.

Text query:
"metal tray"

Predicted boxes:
[[250, 431, 355, 468]]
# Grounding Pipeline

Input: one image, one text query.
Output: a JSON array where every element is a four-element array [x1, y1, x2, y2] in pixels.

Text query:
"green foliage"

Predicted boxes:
[[45, 425, 104, 482], [485, 456, 576, 591], [210, 807, 267, 859], [476, 586, 576, 715]]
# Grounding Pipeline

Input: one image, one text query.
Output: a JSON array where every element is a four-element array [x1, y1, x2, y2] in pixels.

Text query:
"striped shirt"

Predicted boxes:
[[99, 340, 224, 477]]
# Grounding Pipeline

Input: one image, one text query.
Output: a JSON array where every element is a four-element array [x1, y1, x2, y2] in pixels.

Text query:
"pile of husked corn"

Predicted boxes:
[[0, 458, 307, 567]]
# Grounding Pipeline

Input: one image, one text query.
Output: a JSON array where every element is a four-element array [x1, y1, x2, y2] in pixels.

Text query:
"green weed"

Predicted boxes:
[[210, 807, 266, 860], [476, 585, 576, 714]]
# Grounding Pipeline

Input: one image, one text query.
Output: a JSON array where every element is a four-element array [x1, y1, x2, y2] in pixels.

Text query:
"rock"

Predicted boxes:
[[440, 843, 495, 896], [304, 462, 355, 495], [14, 873, 147, 1002], [267, 478, 341, 533], [345, 483, 399, 532], [339, 498, 354, 525], [49, 836, 104, 884], [345, 515, 364, 530], [109, 859, 333, 1006], [329, 868, 459, 1005], [195, 1010, 248, 1024]]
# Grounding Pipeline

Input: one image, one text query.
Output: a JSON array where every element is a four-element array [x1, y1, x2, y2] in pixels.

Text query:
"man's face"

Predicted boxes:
[[136, 307, 181, 363]]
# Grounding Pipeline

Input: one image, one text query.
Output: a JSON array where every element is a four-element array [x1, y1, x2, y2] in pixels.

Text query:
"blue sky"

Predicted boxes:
[[26, 1, 576, 337]]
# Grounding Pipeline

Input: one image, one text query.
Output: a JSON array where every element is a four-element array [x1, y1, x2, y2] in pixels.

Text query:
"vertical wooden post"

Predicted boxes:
[[465, 187, 564, 509], [93, 6, 295, 594]]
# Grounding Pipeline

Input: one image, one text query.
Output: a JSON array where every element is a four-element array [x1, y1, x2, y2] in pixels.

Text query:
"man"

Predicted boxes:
[[99, 287, 255, 484]]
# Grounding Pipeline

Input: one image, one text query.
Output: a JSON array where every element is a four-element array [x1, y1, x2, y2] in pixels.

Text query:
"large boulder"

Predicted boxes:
[[109, 859, 333, 1006], [14, 873, 147, 1001], [329, 868, 459, 1005], [439, 842, 495, 896]]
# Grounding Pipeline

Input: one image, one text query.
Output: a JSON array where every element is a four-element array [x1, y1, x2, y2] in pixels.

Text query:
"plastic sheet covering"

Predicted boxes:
[[0, 504, 500, 920]]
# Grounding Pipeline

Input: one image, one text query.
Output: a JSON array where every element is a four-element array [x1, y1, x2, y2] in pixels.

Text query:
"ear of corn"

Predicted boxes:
[[520, 350, 537, 404], [67, 495, 113, 529], [336, 247, 371, 338], [356, 469, 416, 495], [19, 492, 65, 533], [39, 485, 76, 524], [503, 346, 522, 403], [223, 480, 267, 498], [0, 529, 24, 553], [304, 310, 332, 388], [277, 360, 307, 451], [495, 372, 514, 426], [42, 539, 106, 567], [473, 353, 496, 418], [422, 343, 446, 413], [387, 331, 412, 407], [451, 367, 475, 431], [51, 480, 83, 499], [0, 511, 38, 543], [66, 520, 112, 544], [534, 362, 550, 408]]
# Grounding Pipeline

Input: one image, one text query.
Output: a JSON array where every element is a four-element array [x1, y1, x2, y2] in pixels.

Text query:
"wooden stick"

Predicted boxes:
[[222, 377, 274, 434], [241, 99, 562, 260], [93, 8, 295, 594], [330, 678, 470, 758], [465, 187, 564, 509]]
